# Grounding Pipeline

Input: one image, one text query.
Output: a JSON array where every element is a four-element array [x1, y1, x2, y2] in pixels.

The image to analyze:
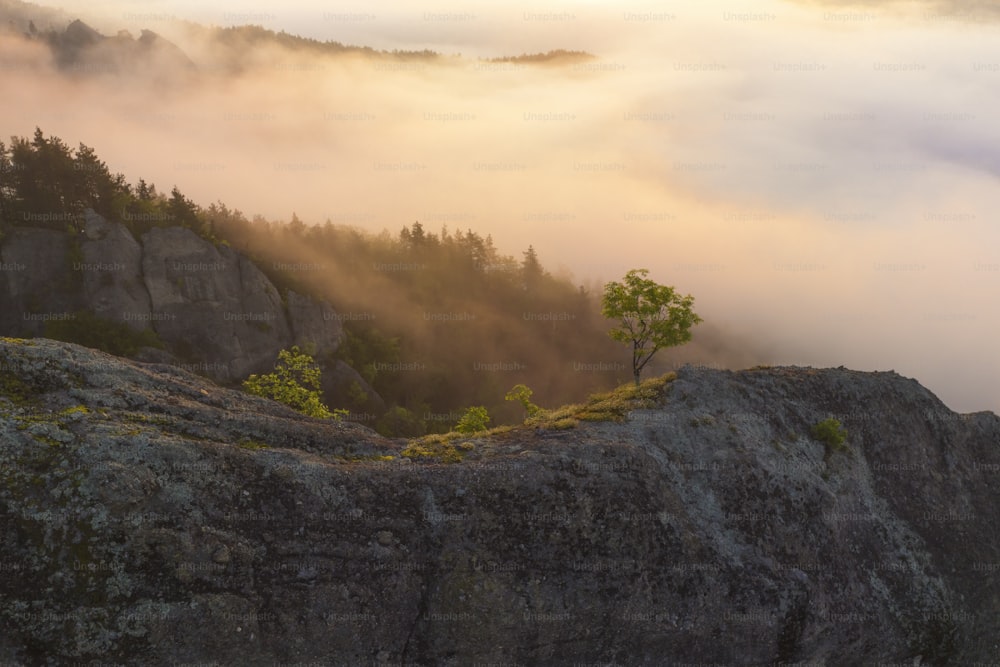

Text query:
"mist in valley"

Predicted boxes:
[[1, 0, 997, 414]]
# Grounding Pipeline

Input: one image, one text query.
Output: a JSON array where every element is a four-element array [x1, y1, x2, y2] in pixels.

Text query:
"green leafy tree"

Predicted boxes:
[[505, 383, 542, 420], [243, 346, 342, 419], [455, 406, 490, 434], [602, 268, 702, 385]]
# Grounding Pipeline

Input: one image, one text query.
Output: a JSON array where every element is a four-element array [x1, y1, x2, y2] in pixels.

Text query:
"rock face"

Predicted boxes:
[[324, 358, 386, 416], [79, 210, 150, 331], [46, 19, 197, 76], [285, 289, 344, 356], [140, 226, 292, 381], [0, 338, 997, 665], [0, 227, 82, 334], [0, 212, 347, 386]]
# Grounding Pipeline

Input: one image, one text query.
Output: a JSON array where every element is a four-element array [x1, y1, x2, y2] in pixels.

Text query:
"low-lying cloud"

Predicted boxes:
[[1, 0, 997, 413]]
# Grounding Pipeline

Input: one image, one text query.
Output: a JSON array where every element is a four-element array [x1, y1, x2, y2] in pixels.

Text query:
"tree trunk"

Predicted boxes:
[[633, 345, 642, 386]]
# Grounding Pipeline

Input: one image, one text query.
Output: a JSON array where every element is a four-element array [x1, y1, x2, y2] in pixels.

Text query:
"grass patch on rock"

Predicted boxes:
[[527, 372, 676, 430], [398, 374, 675, 462], [237, 438, 269, 451], [0, 371, 38, 407], [402, 436, 477, 464]]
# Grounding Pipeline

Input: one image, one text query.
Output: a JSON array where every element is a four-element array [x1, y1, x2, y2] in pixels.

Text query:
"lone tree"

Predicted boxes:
[[602, 269, 702, 385]]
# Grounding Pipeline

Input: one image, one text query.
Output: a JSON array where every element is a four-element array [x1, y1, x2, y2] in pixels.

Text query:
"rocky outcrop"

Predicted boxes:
[[0, 226, 81, 335], [140, 226, 292, 382], [79, 209, 150, 331], [46, 19, 196, 76], [0, 338, 997, 665], [0, 212, 351, 387], [285, 289, 344, 355]]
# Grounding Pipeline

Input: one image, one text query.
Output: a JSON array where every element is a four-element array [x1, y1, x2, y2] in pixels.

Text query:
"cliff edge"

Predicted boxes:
[[0, 338, 997, 665], [0, 210, 347, 385]]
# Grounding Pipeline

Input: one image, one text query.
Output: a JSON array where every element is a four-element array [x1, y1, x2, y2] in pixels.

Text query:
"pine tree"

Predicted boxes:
[[521, 245, 543, 291], [167, 186, 200, 230]]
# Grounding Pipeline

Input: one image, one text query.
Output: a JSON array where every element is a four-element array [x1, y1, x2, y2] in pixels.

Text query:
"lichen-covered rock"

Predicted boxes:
[[0, 339, 997, 665]]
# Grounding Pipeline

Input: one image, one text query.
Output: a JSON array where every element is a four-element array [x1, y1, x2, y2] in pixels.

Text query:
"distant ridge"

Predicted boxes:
[[0, 2, 599, 77]]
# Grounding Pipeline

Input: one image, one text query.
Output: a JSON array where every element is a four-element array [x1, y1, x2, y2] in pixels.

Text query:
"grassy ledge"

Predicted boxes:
[[525, 372, 677, 431], [401, 373, 677, 463]]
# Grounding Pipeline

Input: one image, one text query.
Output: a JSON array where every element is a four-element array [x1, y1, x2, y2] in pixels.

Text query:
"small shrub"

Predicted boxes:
[[455, 406, 490, 434], [505, 384, 542, 421], [243, 346, 342, 420], [811, 417, 848, 453]]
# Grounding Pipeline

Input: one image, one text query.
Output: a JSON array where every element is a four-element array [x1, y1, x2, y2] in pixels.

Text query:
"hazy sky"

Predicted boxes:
[[4, 0, 999, 412]]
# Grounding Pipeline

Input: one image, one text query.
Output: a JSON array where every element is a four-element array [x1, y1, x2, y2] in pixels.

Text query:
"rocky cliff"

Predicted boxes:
[[0, 210, 345, 385], [46, 19, 196, 76], [0, 338, 997, 665]]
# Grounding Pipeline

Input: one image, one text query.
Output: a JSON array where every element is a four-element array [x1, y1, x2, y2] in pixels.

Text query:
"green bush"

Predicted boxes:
[[811, 417, 848, 453], [243, 346, 345, 420], [455, 406, 490, 434], [43, 311, 164, 357], [505, 383, 542, 421]]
